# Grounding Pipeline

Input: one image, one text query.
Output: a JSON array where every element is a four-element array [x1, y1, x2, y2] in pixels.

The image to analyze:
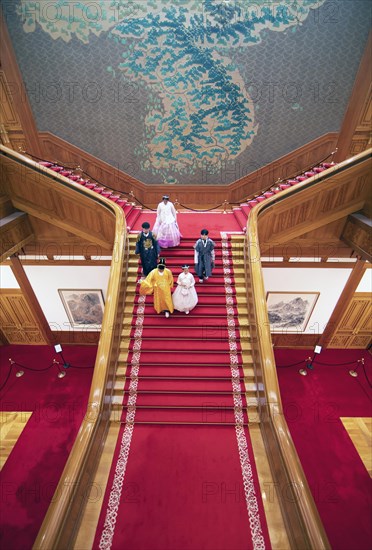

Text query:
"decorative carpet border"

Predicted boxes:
[[221, 231, 266, 550], [97, 295, 146, 549]]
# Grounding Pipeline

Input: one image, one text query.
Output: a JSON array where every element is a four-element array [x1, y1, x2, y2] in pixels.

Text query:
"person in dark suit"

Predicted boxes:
[[135, 222, 161, 278], [194, 229, 215, 283]]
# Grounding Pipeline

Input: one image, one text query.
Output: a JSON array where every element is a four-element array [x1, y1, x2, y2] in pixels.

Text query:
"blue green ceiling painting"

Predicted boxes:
[[3, 1, 371, 184]]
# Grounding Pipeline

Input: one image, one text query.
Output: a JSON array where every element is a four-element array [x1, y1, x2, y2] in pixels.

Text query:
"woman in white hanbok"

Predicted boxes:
[[172, 265, 198, 314], [152, 195, 181, 248]]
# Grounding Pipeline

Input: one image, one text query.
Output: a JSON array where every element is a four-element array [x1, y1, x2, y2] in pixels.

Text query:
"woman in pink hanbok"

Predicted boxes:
[[152, 195, 181, 248], [172, 265, 198, 315]]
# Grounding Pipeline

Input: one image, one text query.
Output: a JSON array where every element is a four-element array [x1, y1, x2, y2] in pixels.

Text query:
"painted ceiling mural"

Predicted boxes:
[[3, 1, 371, 184]]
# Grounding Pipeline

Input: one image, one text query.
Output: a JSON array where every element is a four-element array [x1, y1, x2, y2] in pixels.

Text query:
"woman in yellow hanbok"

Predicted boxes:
[[139, 258, 174, 317]]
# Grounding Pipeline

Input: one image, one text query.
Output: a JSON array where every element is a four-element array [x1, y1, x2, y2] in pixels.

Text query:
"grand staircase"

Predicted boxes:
[[103, 159, 339, 425], [111, 233, 260, 427], [5, 145, 371, 549]]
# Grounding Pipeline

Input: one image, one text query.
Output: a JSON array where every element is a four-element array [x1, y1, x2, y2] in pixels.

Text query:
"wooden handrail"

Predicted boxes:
[[33, 195, 128, 549], [35, 221, 128, 548], [245, 222, 330, 549], [244, 148, 372, 549], [0, 146, 128, 550]]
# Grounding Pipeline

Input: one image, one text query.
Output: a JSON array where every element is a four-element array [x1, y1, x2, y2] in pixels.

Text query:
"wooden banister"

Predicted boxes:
[[244, 148, 372, 549], [33, 207, 128, 550], [0, 145, 129, 550], [245, 222, 330, 548]]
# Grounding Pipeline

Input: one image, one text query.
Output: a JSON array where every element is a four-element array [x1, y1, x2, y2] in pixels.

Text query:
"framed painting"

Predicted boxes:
[[58, 289, 105, 328], [266, 292, 319, 332]]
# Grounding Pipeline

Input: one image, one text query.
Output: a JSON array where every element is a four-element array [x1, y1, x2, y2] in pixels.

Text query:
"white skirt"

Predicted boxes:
[[172, 285, 198, 312]]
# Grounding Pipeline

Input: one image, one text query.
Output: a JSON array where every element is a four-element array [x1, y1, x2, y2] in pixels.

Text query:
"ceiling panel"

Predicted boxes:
[[3, 0, 371, 184]]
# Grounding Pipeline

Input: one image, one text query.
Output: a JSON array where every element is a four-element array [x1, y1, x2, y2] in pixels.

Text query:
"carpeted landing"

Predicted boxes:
[[93, 232, 271, 549]]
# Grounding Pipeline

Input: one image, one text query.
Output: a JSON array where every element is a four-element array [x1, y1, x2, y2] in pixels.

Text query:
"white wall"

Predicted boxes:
[[262, 267, 353, 334], [0, 265, 20, 288], [24, 266, 110, 331], [357, 268, 372, 292]]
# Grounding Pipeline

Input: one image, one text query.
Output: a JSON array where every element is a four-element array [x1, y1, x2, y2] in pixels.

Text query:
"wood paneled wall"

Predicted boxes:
[[335, 32, 372, 161], [257, 156, 371, 254], [328, 293, 372, 349], [0, 14, 42, 157], [1, 148, 116, 251], [0, 289, 46, 344]]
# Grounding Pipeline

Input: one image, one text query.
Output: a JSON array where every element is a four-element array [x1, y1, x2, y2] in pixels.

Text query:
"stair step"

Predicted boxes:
[[133, 287, 238, 296], [117, 365, 252, 378], [125, 207, 142, 229], [129, 315, 250, 325], [122, 360, 242, 368], [128, 340, 243, 352], [112, 395, 124, 405], [130, 314, 239, 323], [121, 330, 252, 342], [121, 420, 250, 426], [132, 304, 240, 315], [123, 355, 246, 366], [232, 207, 248, 230], [109, 410, 259, 424]]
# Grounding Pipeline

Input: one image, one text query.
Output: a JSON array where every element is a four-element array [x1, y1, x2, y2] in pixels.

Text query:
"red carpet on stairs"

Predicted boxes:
[[93, 233, 271, 549]]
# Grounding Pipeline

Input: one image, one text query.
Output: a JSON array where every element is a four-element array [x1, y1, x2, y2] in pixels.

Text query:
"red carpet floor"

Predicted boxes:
[[0, 345, 96, 550], [94, 233, 271, 549], [275, 349, 372, 550]]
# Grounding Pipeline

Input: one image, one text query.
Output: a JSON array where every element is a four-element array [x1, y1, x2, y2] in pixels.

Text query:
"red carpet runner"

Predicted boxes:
[[94, 233, 271, 550]]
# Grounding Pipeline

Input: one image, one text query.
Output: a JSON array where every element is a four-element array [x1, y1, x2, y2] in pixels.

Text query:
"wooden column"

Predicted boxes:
[[9, 255, 55, 344]]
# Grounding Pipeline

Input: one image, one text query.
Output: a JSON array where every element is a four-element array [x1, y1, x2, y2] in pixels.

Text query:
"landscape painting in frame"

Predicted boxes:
[[266, 292, 319, 332], [59, 289, 105, 329]]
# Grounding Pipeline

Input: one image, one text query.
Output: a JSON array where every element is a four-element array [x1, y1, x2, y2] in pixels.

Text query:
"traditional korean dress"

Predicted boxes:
[[194, 237, 215, 280], [135, 230, 160, 276], [172, 271, 198, 313], [139, 267, 174, 314], [153, 201, 181, 248]]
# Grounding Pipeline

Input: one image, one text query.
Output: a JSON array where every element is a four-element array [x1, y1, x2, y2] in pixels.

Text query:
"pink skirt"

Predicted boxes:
[[153, 221, 181, 248]]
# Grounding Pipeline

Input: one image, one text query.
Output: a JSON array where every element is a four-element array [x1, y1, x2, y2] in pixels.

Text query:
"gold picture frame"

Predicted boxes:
[[58, 289, 105, 329]]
